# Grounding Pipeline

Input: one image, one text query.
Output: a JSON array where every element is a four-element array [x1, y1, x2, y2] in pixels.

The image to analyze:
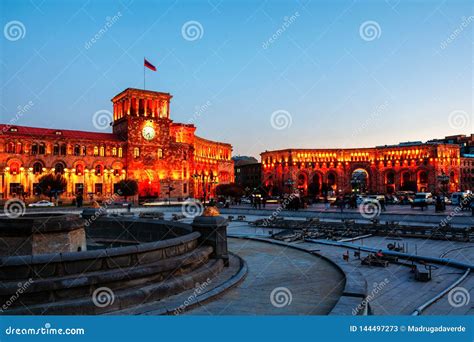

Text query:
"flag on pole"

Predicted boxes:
[[144, 58, 157, 71]]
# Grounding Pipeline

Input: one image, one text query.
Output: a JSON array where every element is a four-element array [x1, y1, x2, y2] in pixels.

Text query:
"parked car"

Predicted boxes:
[[411, 192, 433, 210], [28, 200, 55, 207], [451, 192, 469, 206]]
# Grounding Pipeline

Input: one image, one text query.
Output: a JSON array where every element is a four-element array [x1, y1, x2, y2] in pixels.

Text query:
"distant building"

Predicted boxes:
[[233, 156, 262, 192]]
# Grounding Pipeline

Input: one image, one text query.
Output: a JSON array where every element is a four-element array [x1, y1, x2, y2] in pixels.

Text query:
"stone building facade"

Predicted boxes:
[[0, 88, 233, 201], [261, 142, 462, 196]]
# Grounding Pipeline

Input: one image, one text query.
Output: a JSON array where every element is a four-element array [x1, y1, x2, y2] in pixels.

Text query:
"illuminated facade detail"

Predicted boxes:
[[0, 88, 233, 200], [261, 143, 463, 196]]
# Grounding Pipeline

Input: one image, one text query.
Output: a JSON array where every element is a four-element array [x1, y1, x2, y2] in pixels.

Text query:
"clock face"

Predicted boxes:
[[142, 125, 156, 141]]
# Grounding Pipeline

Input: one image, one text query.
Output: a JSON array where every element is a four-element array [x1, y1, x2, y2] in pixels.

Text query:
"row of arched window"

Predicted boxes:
[[4, 142, 124, 158], [7, 161, 121, 177]]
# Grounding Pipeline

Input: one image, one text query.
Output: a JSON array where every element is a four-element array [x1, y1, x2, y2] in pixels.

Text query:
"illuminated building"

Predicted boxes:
[[0, 88, 233, 200], [261, 142, 463, 196]]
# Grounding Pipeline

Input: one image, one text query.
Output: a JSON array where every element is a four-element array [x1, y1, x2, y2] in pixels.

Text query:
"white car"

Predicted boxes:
[[28, 200, 55, 207]]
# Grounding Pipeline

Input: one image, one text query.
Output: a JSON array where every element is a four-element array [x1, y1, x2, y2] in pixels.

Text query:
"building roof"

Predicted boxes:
[[0, 124, 121, 142]]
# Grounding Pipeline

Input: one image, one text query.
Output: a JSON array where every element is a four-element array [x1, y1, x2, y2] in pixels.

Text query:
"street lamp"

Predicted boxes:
[[285, 178, 294, 193], [437, 173, 450, 196]]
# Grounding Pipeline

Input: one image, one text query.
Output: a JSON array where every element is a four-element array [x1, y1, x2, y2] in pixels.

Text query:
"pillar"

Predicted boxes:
[[192, 215, 229, 266]]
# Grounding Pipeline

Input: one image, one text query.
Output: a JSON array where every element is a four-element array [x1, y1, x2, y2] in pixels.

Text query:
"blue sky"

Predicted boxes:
[[1, 0, 473, 158]]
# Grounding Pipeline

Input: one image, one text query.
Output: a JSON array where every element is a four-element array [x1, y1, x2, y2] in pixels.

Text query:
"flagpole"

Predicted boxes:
[[143, 57, 146, 90]]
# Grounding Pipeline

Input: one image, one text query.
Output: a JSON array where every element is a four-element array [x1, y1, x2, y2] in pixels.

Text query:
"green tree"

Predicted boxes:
[[116, 179, 138, 200], [37, 174, 67, 201]]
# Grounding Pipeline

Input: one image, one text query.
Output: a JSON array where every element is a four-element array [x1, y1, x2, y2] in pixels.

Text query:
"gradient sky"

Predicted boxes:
[[1, 0, 473, 159]]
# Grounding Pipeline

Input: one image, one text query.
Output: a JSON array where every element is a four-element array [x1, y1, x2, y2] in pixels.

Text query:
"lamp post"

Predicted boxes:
[[437, 173, 450, 196], [285, 178, 294, 194]]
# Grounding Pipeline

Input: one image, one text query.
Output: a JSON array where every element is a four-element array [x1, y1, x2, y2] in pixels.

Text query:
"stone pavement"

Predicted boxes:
[[186, 238, 345, 315]]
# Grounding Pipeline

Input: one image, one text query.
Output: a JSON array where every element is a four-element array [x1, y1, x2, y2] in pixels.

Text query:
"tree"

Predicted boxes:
[[116, 179, 138, 200], [37, 174, 67, 201], [215, 183, 244, 198]]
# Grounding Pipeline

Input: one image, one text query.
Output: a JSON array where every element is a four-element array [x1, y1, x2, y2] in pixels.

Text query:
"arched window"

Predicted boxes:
[[6, 142, 15, 153], [95, 165, 103, 175], [112, 147, 117, 156], [76, 164, 84, 175], [39, 143, 46, 155], [118, 147, 123, 158], [53, 144, 59, 155], [55, 163, 65, 174], [60, 144, 67, 156], [93, 146, 99, 156], [133, 147, 140, 158], [33, 162, 43, 175], [81, 146, 87, 156], [31, 143, 38, 155], [16, 143, 22, 154], [157, 148, 163, 159], [100, 146, 105, 157], [114, 169, 120, 176], [74, 145, 80, 156], [10, 162, 20, 174]]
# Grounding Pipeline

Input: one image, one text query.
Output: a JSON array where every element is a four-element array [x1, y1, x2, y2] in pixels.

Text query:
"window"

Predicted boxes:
[[75, 183, 84, 195], [55, 163, 65, 174], [95, 165, 103, 175], [100, 146, 105, 157], [16, 143, 22, 154], [74, 145, 80, 156], [95, 183, 103, 194], [53, 144, 59, 155], [76, 164, 84, 175], [157, 148, 163, 159], [60, 144, 67, 156], [82, 146, 87, 156], [10, 163, 19, 174], [133, 147, 140, 158], [118, 147, 123, 158], [114, 169, 120, 176], [31, 143, 38, 155], [33, 162, 43, 175], [183, 183, 187, 194], [39, 143, 46, 155], [6, 142, 15, 153], [93, 146, 99, 156], [112, 147, 117, 156]]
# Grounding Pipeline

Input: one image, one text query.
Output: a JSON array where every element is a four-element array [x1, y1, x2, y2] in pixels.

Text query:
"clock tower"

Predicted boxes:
[[111, 88, 174, 197]]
